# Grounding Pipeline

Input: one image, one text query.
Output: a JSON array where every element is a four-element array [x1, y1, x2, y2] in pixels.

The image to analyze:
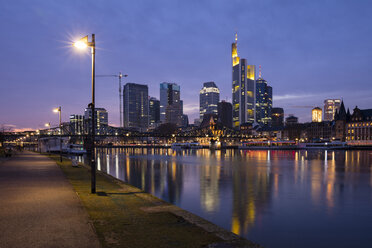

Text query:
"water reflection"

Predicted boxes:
[[73, 149, 372, 248]]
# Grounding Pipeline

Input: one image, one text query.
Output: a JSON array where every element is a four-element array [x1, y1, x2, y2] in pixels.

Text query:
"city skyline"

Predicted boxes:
[[1, 0, 372, 131]]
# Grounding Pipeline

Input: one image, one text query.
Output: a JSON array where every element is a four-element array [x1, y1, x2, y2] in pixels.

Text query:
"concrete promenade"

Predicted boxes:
[[0, 151, 101, 248]]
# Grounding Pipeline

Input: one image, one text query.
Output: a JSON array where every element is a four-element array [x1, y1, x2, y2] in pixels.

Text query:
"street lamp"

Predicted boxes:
[[53, 107, 62, 162], [73, 34, 96, 194]]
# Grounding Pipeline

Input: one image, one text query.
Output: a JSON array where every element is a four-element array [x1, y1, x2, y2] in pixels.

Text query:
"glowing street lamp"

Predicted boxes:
[[73, 34, 96, 194], [53, 106, 62, 162]]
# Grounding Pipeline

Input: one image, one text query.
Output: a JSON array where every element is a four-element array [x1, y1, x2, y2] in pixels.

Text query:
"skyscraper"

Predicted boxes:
[[199, 82, 220, 120], [84, 108, 108, 134], [255, 67, 272, 126], [324, 99, 341, 121], [123, 83, 149, 130], [69, 114, 84, 135], [149, 97, 160, 126], [160, 82, 182, 126], [217, 101, 232, 128], [232, 33, 255, 128], [271, 107, 284, 127]]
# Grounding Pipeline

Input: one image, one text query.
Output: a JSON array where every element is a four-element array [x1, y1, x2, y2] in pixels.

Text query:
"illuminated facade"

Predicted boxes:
[[199, 82, 220, 120], [232, 34, 255, 128], [255, 68, 272, 126], [123, 83, 149, 130], [324, 99, 341, 121], [160, 82, 182, 126], [312, 107, 322, 122], [346, 107, 372, 143]]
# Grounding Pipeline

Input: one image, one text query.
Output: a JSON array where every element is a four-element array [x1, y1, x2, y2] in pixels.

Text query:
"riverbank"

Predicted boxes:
[[47, 154, 261, 248]]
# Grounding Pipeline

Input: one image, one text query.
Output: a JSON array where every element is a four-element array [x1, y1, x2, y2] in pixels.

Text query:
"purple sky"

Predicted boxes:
[[1, 0, 372, 131]]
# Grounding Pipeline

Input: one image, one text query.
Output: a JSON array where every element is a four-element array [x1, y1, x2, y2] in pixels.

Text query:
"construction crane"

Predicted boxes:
[[96, 73, 128, 128]]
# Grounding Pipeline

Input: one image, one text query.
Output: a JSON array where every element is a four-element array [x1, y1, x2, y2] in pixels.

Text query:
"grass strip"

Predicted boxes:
[[47, 154, 261, 248]]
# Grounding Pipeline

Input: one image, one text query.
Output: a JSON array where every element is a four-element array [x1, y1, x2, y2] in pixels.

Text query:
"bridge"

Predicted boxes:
[[0, 118, 252, 147]]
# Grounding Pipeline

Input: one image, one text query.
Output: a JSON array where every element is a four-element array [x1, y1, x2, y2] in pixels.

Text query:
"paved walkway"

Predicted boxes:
[[0, 151, 101, 248]]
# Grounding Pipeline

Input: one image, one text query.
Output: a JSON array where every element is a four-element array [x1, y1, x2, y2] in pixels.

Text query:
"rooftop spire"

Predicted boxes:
[[235, 32, 237, 43]]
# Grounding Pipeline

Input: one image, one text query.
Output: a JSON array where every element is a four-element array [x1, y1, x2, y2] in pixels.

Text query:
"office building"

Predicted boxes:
[[271, 107, 284, 127], [199, 82, 220, 120], [324, 99, 341, 121], [123, 83, 149, 130], [217, 101, 232, 128], [160, 82, 182, 126], [69, 114, 84, 135], [84, 108, 108, 134], [255, 67, 272, 126], [312, 107, 322, 122], [232, 33, 255, 128], [149, 97, 160, 126]]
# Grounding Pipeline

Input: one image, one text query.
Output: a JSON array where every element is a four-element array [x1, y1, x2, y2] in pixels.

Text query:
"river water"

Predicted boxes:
[[72, 148, 372, 248]]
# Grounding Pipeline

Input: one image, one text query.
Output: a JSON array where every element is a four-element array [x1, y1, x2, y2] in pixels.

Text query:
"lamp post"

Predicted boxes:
[[53, 107, 62, 162], [44, 123, 51, 152], [73, 34, 96, 194]]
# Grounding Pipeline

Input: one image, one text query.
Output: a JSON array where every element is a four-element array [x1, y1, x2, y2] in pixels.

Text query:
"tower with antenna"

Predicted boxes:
[[231, 33, 256, 128]]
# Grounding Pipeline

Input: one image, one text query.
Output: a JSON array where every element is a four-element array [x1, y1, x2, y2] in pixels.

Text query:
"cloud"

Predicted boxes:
[[274, 93, 318, 101], [183, 103, 199, 115], [13, 128, 36, 132], [1, 124, 17, 128]]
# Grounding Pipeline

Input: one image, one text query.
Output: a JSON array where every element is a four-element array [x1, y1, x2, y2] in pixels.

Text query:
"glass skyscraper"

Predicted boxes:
[[232, 33, 255, 128], [123, 83, 149, 130], [84, 108, 108, 134], [149, 97, 160, 126], [160, 82, 182, 126], [69, 114, 84, 135], [255, 71, 272, 126], [324, 99, 341, 121], [199, 82, 220, 120], [218, 101, 233, 128]]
